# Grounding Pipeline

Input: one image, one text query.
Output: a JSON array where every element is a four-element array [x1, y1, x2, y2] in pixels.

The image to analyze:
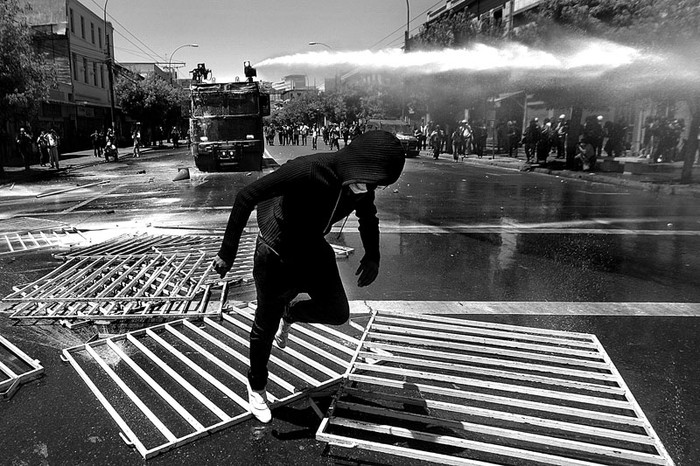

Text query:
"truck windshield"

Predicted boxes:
[[192, 93, 258, 117], [366, 122, 411, 135], [191, 117, 259, 142], [385, 124, 412, 134]]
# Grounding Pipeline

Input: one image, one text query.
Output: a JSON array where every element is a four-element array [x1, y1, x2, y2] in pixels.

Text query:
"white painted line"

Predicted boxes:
[[578, 190, 630, 195], [62, 185, 120, 213], [348, 301, 700, 317]]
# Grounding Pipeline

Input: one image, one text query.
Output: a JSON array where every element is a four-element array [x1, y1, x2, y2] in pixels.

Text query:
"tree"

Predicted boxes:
[[270, 91, 325, 125], [270, 82, 408, 128], [0, 0, 55, 174], [115, 74, 187, 143]]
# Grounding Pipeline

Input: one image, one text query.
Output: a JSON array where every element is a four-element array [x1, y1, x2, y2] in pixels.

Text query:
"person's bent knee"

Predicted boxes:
[[327, 303, 349, 326]]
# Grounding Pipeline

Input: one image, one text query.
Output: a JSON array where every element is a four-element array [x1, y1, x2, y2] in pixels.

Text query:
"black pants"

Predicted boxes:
[[248, 237, 349, 390]]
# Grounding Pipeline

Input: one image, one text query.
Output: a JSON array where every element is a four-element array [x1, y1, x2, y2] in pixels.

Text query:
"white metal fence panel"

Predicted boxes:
[[62, 302, 362, 459], [317, 311, 675, 466], [0, 334, 44, 400]]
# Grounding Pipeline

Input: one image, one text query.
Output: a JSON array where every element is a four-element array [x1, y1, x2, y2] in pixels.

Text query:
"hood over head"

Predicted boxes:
[[333, 130, 405, 187]]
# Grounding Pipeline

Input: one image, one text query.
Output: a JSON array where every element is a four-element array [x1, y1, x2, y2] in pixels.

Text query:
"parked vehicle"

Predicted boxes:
[[365, 119, 420, 157]]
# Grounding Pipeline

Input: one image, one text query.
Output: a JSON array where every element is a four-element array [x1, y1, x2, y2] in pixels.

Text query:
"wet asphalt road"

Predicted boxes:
[[1, 143, 699, 465]]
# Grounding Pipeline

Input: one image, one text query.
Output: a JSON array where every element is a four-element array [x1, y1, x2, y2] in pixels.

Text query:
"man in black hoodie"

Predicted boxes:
[[213, 130, 405, 423]]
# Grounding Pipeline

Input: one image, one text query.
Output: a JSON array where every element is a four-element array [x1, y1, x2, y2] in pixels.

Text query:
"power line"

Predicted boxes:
[[87, 0, 165, 63], [114, 45, 159, 61], [369, 0, 443, 50]]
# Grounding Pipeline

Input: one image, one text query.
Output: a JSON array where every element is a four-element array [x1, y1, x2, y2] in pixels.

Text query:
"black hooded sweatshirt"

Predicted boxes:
[[218, 130, 405, 266]]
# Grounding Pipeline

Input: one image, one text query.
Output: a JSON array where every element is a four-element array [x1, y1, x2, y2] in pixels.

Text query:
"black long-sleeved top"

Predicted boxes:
[[218, 130, 405, 265]]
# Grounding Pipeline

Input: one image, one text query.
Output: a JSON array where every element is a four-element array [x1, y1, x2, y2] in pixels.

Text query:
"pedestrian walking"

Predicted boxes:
[[16, 127, 33, 170], [37, 130, 49, 166], [212, 130, 406, 423], [430, 126, 441, 159], [104, 127, 118, 162], [322, 125, 330, 146], [311, 124, 319, 150], [171, 126, 180, 148], [47, 128, 60, 169], [17, 128, 34, 169], [553, 115, 568, 159], [341, 125, 349, 147], [536, 119, 553, 164], [472, 121, 487, 158], [301, 124, 309, 146], [132, 123, 142, 157], [461, 121, 472, 156], [91, 129, 102, 157], [506, 121, 521, 158], [330, 125, 341, 150], [451, 127, 462, 161], [522, 118, 540, 163]]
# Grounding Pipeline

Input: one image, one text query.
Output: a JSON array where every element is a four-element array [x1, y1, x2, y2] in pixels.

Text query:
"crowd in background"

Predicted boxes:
[[639, 116, 686, 163], [415, 114, 631, 171], [9, 112, 692, 173], [264, 122, 365, 151]]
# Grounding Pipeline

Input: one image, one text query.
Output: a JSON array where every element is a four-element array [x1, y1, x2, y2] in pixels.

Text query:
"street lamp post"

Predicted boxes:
[[308, 41, 332, 50], [168, 43, 199, 84], [308, 42, 337, 91]]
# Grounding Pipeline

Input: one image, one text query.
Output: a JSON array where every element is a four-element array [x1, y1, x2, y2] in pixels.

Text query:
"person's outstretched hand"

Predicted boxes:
[[213, 254, 232, 279], [355, 260, 379, 287]]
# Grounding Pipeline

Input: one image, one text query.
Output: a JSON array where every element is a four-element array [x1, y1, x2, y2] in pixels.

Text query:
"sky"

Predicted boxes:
[[84, 0, 444, 84]]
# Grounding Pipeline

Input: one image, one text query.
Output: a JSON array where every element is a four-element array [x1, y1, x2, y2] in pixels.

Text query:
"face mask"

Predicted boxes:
[[348, 182, 368, 194]]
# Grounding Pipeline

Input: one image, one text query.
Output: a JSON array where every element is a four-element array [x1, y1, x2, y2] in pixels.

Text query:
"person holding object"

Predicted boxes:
[[213, 130, 406, 423]]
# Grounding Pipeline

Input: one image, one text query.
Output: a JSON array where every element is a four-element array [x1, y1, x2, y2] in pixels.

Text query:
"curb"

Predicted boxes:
[[442, 152, 700, 198]]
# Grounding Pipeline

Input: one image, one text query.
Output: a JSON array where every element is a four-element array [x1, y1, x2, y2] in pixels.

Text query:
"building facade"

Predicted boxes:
[[24, 0, 117, 151], [120, 62, 170, 81], [413, 0, 694, 156]]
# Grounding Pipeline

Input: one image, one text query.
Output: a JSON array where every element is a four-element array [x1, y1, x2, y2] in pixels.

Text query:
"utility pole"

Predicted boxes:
[[405, 0, 410, 51], [103, 1, 116, 133]]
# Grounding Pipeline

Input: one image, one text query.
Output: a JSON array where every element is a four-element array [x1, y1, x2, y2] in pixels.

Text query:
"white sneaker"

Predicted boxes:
[[274, 318, 292, 349], [247, 383, 272, 423]]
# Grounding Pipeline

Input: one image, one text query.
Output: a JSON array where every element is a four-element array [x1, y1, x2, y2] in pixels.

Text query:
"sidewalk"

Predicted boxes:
[[0, 145, 161, 185], [422, 147, 700, 198]]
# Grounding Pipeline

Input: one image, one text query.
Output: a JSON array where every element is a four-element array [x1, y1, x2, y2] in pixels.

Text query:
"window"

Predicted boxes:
[[69, 9, 74, 33], [100, 65, 105, 88], [93, 62, 98, 86], [493, 8, 503, 26], [80, 16, 85, 39], [72, 53, 78, 80], [83, 57, 88, 82], [98, 27, 102, 49], [91, 23, 95, 44]]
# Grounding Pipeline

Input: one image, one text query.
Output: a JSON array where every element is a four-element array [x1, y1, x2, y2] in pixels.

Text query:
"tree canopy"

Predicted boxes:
[[269, 80, 407, 126], [0, 0, 55, 173], [115, 74, 187, 131], [0, 0, 55, 129]]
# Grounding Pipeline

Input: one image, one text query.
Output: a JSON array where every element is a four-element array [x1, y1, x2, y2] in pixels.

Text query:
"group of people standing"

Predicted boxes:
[[265, 122, 364, 151], [15, 127, 60, 171], [640, 116, 685, 163], [522, 116, 568, 164], [90, 127, 119, 162], [412, 113, 630, 172], [415, 120, 490, 161]]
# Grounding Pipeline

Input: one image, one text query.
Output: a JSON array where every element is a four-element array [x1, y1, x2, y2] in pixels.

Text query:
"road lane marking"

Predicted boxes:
[[333, 223, 700, 236], [578, 190, 630, 195], [61, 185, 121, 213], [349, 301, 700, 317]]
